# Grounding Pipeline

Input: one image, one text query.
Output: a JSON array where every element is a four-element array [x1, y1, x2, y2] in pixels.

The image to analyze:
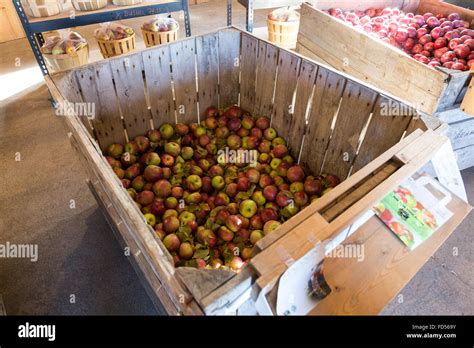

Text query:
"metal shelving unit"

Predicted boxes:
[[13, 0, 192, 75]]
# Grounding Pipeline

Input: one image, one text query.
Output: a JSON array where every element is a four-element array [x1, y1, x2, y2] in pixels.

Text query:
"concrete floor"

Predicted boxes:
[[0, 0, 474, 315]]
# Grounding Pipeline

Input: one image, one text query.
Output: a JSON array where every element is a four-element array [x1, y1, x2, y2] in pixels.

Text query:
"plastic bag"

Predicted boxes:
[[94, 22, 134, 41], [41, 29, 87, 55], [268, 7, 300, 22], [142, 15, 179, 32]]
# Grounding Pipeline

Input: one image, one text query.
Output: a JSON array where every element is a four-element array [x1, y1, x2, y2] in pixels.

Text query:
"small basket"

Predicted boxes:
[[141, 26, 179, 48], [112, 0, 142, 5], [97, 33, 136, 58], [43, 45, 89, 72], [72, 0, 107, 11], [267, 16, 300, 49], [22, 0, 65, 18]]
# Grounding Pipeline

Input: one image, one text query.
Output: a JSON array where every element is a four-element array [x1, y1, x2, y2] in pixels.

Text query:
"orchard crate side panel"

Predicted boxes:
[[64, 30, 242, 152], [297, 2, 474, 115]]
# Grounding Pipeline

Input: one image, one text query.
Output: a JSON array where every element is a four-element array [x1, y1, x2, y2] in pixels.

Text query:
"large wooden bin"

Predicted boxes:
[[45, 27, 469, 315], [296, 0, 474, 116]]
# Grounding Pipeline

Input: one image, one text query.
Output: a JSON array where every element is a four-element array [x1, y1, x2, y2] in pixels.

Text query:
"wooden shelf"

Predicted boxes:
[[28, 0, 175, 23]]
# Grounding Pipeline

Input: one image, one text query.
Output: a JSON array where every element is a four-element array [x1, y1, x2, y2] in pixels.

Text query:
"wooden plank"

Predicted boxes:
[[436, 71, 471, 112], [218, 28, 241, 108], [239, 33, 258, 113], [445, 118, 474, 151], [461, 78, 474, 116], [0, 0, 24, 42], [321, 162, 399, 222], [288, 60, 318, 159], [297, 3, 447, 115], [351, 96, 413, 173], [75, 62, 126, 150], [110, 53, 151, 139], [201, 267, 256, 315], [169, 38, 199, 124], [417, 0, 474, 24], [271, 49, 301, 141], [321, 80, 378, 180], [52, 71, 95, 138], [299, 67, 346, 176], [454, 145, 474, 171], [196, 32, 219, 118], [436, 105, 471, 124], [310, 196, 471, 315], [312, 0, 406, 11], [253, 129, 425, 254], [142, 45, 176, 128], [254, 41, 279, 118]]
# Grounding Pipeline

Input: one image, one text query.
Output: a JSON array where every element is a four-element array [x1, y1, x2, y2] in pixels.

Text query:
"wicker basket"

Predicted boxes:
[[72, 0, 107, 11], [141, 26, 179, 48], [43, 45, 89, 72], [267, 16, 300, 49], [22, 0, 65, 18], [112, 0, 142, 5], [97, 34, 136, 58]]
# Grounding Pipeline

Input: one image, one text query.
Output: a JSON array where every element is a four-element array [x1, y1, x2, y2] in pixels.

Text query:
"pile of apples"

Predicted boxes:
[[325, 7, 474, 71], [105, 105, 339, 271]]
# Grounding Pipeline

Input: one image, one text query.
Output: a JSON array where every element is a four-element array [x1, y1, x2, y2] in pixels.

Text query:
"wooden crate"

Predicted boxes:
[[296, 1, 474, 116], [45, 27, 466, 315], [142, 27, 179, 48], [97, 34, 136, 59], [43, 46, 89, 72], [267, 16, 300, 49]]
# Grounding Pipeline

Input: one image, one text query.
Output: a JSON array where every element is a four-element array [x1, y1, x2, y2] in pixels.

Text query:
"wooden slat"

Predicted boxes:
[[299, 67, 346, 175], [170, 38, 199, 124], [52, 71, 95, 138], [218, 28, 241, 108], [321, 80, 377, 179], [110, 53, 151, 139], [436, 71, 471, 112], [416, 0, 474, 25], [271, 49, 301, 141], [288, 60, 318, 159], [196, 32, 219, 117], [321, 161, 399, 222], [310, 196, 471, 315], [254, 41, 279, 118], [312, 0, 406, 11], [142, 45, 176, 127], [461, 78, 474, 116], [239, 33, 258, 113], [75, 62, 125, 150], [351, 96, 413, 173]]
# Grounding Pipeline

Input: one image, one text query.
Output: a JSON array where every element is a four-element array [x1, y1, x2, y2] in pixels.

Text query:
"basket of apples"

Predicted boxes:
[[141, 16, 179, 48], [267, 7, 300, 49], [41, 31, 89, 72], [94, 23, 136, 59]]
